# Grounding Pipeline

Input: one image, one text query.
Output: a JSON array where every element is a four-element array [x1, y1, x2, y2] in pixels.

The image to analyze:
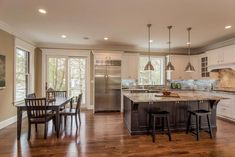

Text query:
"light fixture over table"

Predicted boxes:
[[184, 27, 195, 72], [144, 24, 154, 71], [166, 26, 175, 71]]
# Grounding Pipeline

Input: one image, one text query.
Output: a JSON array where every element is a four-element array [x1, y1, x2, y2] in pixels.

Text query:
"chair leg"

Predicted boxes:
[[166, 115, 172, 141], [186, 113, 191, 134], [196, 115, 200, 141], [44, 122, 48, 139], [75, 115, 78, 128], [152, 116, 156, 143], [71, 115, 73, 127], [207, 114, 213, 139], [27, 122, 31, 141], [35, 124, 38, 133], [78, 111, 81, 124], [64, 116, 67, 128]]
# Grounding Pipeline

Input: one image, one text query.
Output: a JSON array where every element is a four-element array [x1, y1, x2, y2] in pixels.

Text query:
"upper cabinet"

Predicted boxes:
[[93, 51, 123, 61], [207, 44, 235, 66], [121, 53, 139, 80]]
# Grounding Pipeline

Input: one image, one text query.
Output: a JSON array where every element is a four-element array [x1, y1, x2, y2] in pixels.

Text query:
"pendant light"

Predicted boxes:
[[166, 26, 175, 71], [184, 27, 195, 72], [144, 24, 154, 71]]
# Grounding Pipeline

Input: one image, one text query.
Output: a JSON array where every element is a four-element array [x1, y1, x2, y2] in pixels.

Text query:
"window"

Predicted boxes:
[[139, 56, 165, 85], [201, 57, 210, 77], [15, 48, 30, 102]]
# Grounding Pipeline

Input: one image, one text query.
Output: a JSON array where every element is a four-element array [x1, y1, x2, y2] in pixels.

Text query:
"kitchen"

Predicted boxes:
[[1, 0, 235, 156]]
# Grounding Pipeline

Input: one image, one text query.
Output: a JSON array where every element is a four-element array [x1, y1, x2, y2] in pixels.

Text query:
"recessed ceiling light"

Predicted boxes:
[[38, 9, 47, 14], [149, 40, 153, 43], [61, 35, 67, 38], [186, 42, 191, 45], [104, 37, 109, 40], [225, 25, 232, 29]]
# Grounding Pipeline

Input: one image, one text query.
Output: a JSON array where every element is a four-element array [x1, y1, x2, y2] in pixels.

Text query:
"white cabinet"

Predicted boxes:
[[121, 53, 139, 80], [210, 92, 235, 120], [207, 44, 235, 66], [93, 51, 123, 61]]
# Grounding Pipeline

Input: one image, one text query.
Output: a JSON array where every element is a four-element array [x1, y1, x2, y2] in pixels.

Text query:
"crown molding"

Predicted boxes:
[[0, 20, 36, 46], [37, 42, 188, 54], [192, 37, 235, 54]]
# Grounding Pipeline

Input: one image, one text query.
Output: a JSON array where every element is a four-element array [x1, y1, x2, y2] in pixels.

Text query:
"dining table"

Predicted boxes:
[[15, 96, 73, 140]]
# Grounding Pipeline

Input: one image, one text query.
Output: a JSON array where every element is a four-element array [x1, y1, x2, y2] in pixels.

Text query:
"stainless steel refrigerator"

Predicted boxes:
[[94, 59, 121, 112]]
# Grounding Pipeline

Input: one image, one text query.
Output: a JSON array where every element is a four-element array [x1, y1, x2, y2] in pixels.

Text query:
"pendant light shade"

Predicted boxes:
[[184, 27, 195, 72], [185, 62, 195, 72], [166, 26, 175, 71], [144, 24, 154, 71], [144, 60, 154, 70]]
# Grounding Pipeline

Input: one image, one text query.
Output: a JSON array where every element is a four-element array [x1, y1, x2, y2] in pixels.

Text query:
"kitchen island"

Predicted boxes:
[[123, 91, 222, 135]]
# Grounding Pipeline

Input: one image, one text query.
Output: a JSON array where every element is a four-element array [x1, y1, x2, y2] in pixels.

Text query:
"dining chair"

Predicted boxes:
[[60, 94, 82, 129], [26, 93, 36, 98], [25, 98, 56, 140]]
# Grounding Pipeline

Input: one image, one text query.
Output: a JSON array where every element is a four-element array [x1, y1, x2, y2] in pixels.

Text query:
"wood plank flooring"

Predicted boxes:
[[0, 110, 235, 157]]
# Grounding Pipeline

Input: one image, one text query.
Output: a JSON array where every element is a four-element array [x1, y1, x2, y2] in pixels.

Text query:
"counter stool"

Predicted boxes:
[[149, 111, 172, 143], [186, 109, 213, 141]]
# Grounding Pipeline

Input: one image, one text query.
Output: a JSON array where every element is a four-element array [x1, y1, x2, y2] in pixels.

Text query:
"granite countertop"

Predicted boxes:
[[123, 91, 224, 103]]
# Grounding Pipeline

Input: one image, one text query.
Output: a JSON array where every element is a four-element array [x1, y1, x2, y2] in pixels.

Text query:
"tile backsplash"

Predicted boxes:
[[214, 69, 235, 88]]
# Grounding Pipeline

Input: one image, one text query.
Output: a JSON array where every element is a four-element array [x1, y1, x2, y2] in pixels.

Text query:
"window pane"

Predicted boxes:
[[139, 56, 164, 85], [15, 48, 29, 101], [68, 57, 86, 105], [47, 57, 66, 90]]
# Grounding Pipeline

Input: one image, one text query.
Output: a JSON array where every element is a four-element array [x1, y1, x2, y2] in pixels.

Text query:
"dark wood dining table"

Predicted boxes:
[[15, 96, 73, 140]]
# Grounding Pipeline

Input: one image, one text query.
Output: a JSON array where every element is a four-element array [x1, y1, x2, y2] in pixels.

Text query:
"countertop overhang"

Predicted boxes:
[[123, 92, 224, 103]]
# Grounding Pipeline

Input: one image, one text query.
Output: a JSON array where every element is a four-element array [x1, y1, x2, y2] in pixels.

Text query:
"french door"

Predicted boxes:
[[46, 56, 87, 105]]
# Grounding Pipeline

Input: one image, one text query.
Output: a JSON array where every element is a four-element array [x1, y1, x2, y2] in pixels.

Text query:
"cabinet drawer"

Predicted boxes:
[[217, 105, 232, 117]]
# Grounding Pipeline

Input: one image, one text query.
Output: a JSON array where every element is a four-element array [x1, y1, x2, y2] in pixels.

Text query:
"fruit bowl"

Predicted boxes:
[[162, 91, 171, 96]]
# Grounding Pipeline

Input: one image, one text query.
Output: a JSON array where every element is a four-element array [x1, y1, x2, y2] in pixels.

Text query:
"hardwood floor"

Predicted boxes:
[[0, 110, 235, 157]]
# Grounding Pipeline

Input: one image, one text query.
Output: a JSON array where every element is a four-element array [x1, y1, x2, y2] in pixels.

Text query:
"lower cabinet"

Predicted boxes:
[[210, 92, 235, 120]]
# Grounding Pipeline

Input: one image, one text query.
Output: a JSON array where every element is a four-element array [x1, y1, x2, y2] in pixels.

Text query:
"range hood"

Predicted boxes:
[[208, 62, 235, 72]]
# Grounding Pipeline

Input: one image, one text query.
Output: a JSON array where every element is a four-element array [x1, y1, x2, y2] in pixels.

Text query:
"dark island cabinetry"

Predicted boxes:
[[123, 95, 219, 135]]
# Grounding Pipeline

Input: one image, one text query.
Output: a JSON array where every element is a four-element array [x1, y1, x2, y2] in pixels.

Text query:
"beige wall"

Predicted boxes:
[[0, 29, 16, 122], [34, 48, 43, 97]]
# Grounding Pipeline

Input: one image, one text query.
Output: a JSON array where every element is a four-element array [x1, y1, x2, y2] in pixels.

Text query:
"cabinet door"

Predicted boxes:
[[207, 50, 220, 66], [223, 45, 235, 64], [121, 53, 139, 79]]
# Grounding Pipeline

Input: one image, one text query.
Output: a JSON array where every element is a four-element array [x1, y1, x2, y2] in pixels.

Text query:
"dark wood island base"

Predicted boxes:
[[123, 93, 221, 135]]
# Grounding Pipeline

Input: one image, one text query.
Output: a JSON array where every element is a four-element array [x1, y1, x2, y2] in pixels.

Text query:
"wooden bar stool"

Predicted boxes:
[[186, 109, 213, 141], [149, 111, 172, 143]]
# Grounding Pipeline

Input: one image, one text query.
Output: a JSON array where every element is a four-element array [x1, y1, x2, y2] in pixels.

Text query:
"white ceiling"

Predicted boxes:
[[0, 0, 235, 52]]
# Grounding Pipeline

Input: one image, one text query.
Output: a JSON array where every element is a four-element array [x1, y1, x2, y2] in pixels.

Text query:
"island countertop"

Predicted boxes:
[[123, 91, 224, 103]]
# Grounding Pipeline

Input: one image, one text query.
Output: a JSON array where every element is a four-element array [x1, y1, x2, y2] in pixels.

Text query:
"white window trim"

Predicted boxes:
[[41, 49, 91, 109], [14, 38, 35, 104], [138, 55, 166, 85]]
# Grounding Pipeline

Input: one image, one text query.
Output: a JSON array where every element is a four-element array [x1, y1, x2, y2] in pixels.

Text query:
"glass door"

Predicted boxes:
[[46, 56, 87, 106], [47, 56, 67, 90], [68, 57, 86, 105]]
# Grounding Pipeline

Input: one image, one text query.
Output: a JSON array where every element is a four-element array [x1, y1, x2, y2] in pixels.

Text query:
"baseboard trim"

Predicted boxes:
[[0, 112, 27, 130]]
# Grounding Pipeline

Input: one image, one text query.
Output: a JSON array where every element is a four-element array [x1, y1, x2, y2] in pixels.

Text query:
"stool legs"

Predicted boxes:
[[151, 114, 171, 143], [186, 112, 191, 134], [166, 115, 171, 141], [196, 115, 200, 141], [152, 116, 156, 143], [186, 112, 213, 141], [207, 115, 213, 139]]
